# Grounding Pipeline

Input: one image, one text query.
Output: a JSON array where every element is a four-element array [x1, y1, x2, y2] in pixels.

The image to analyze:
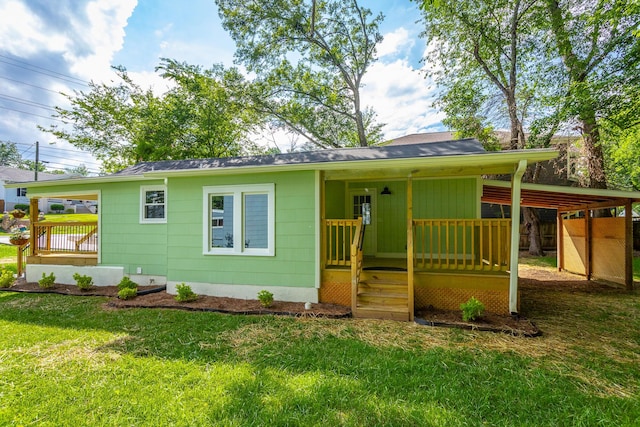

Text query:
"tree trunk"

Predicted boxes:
[[522, 206, 545, 256], [580, 112, 607, 189], [521, 165, 546, 255], [355, 109, 367, 147]]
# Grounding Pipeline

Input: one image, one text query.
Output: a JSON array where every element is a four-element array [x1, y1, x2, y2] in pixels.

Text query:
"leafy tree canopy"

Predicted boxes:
[[216, 0, 384, 147], [43, 59, 262, 173], [0, 141, 26, 168]]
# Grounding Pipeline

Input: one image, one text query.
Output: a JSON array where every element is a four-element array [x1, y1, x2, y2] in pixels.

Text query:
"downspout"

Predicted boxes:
[[509, 160, 527, 314]]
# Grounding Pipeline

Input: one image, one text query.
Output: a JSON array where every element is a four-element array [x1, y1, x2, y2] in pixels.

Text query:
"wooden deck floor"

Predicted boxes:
[[27, 254, 98, 266]]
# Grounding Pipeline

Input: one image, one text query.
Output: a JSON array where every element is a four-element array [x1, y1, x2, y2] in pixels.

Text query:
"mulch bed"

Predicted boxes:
[[1, 282, 163, 297], [415, 307, 540, 337], [107, 291, 352, 318], [1, 280, 542, 335]]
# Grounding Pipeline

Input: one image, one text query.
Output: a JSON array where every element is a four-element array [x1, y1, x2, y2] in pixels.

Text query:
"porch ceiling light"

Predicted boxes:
[[381, 186, 392, 195]]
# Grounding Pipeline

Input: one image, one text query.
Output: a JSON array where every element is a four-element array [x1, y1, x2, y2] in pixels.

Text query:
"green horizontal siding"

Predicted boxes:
[[26, 180, 168, 276], [166, 170, 317, 288], [343, 177, 479, 255]]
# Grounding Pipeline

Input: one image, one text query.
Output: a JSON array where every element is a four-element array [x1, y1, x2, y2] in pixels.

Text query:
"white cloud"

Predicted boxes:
[[377, 27, 413, 59], [65, 0, 137, 81], [128, 70, 174, 95], [0, 1, 70, 55], [362, 58, 444, 139], [154, 23, 173, 38]]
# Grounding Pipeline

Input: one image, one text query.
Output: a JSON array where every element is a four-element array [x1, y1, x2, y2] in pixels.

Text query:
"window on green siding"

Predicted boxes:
[[140, 185, 166, 223], [203, 184, 274, 256]]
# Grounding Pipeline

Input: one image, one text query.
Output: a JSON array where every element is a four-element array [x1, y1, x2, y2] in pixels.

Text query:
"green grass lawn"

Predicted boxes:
[[0, 213, 98, 236], [36, 213, 98, 222], [1, 274, 639, 426]]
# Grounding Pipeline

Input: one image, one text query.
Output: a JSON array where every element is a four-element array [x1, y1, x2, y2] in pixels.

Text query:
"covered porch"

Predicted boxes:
[[17, 196, 98, 276], [317, 157, 530, 321]]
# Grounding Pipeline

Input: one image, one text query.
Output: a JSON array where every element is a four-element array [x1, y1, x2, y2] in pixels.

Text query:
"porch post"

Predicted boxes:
[[29, 197, 39, 256], [509, 160, 527, 314], [406, 175, 414, 322], [625, 200, 633, 290], [557, 211, 564, 272], [584, 208, 592, 281]]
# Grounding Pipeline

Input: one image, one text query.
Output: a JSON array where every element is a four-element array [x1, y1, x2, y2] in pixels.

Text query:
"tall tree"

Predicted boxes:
[[419, 0, 550, 255], [43, 60, 261, 172], [543, 0, 640, 189], [0, 141, 26, 168], [216, 0, 384, 148]]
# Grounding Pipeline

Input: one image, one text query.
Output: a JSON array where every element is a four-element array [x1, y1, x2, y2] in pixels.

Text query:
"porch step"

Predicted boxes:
[[358, 280, 408, 293], [354, 280, 410, 321], [355, 305, 410, 321]]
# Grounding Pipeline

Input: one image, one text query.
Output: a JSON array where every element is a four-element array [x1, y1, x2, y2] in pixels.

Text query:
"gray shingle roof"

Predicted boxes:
[[0, 166, 68, 182], [115, 138, 486, 176]]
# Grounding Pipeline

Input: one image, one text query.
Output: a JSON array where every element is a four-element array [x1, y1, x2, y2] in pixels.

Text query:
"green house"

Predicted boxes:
[[12, 139, 559, 320]]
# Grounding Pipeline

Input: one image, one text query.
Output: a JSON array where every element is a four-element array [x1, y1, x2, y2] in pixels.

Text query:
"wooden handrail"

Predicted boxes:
[[350, 217, 364, 315], [16, 241, 29, 277], [75, 226, 98, 252], [32, 221, 98, 255]]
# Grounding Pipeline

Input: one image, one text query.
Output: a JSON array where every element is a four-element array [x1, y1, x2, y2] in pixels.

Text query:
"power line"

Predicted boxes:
[[0, 105, 64, 122], [6, 141, 102, 169], [19, 143, 34, 156], [0, 94, 56, 112], [0, 75, 66, 95], [9, 140, 96, 156], [0, 54, 88, 87], [35, 151, 102, 168]]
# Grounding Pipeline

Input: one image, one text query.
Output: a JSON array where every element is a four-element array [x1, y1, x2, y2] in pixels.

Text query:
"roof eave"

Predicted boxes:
[[4, 174, 151, 189], [141, 149, 559, 178], [484, 179, 640, 201]]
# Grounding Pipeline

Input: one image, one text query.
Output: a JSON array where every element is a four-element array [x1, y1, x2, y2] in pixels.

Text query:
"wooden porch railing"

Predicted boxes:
[[31, 221, 98, 255], [413, 219, 511, 272], [323, 219, 361, 266], [350, 217, 365, 315], [16, 241, 29, 277]]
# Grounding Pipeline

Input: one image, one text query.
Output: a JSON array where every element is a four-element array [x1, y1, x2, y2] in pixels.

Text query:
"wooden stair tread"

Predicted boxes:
[[356, 304, 408, 312], [360, 279, 408, 286], [357, 291, 407, 298]]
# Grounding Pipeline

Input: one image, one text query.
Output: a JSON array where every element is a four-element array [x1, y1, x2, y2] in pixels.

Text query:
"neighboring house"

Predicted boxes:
[[9, 139, 639, 320], [0, 167, 67, 212]]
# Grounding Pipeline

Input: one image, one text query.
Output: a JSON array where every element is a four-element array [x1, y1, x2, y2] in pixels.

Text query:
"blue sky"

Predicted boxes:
[[0, 0, 443, 173]]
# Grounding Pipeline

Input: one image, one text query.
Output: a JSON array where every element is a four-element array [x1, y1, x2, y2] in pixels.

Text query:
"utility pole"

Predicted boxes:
[[34, 140, 39, 181]]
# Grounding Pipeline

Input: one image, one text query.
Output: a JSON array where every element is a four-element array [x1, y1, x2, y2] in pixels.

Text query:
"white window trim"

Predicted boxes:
[[203, 183, 275, 256], [140, 185, 167, 224]]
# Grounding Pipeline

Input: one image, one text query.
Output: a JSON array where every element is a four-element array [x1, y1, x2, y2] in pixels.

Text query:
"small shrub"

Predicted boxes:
[[73, 273, 94, 291], [460, 296, 485, 322], [118, 287, 137, 300], [175, 283, 197, 302], [257, 290, 274, 308], [50, 204, 65, 213], [65, 208, 75, 214], [13, 204, 29, 212], [117, 276, 137, 299], [0, 268, 14, 288], [117, 276, 138, 290], [38, 272, 56, 289]]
